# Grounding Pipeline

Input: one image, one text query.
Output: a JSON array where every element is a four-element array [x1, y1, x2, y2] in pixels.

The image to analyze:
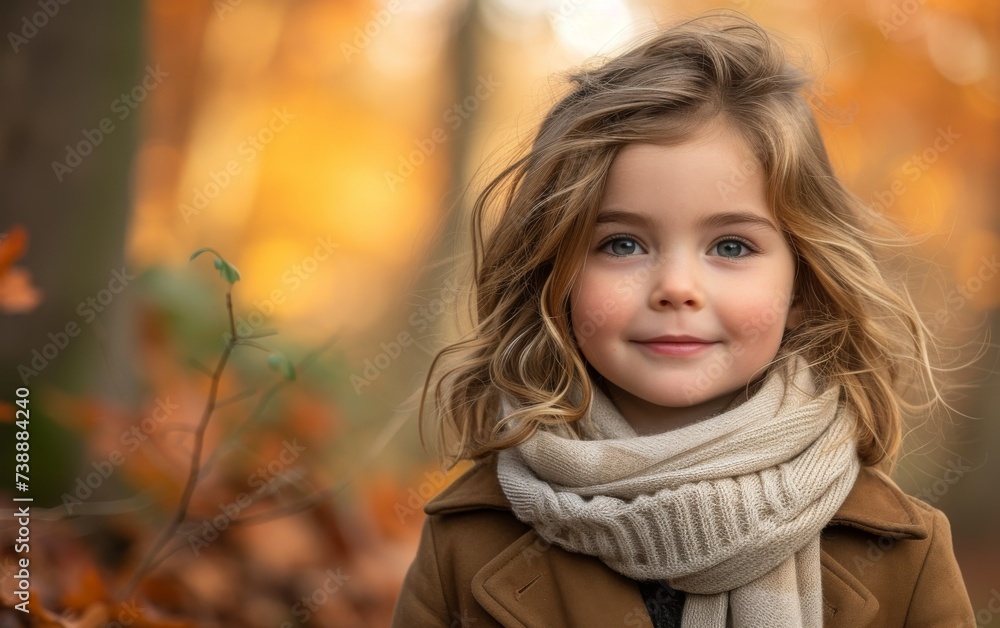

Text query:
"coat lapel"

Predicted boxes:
[[820, 548, 880, 626], [471, 528, 654, 628]]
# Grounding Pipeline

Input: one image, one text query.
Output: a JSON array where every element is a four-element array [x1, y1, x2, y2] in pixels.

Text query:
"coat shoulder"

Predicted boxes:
[[396, 457, 531, 628], [827, 464, 934, 539], [420, 454, 528, 577], [424, 454, 510, 515], [821, 465, 975, 626]]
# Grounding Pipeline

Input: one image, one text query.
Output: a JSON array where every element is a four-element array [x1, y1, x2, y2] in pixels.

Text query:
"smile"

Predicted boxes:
[[634, 340, 717, 357]]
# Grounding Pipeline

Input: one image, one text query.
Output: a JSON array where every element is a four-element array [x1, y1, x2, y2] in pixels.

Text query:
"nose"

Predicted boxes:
[[648, 256, 704, 310]]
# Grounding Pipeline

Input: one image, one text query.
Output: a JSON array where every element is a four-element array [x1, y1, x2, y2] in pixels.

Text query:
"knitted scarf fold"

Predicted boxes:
[[496, 356, 861, 628]]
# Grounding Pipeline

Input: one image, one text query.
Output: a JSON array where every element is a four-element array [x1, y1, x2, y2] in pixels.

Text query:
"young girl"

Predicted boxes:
[[393, 12, 975, 627]]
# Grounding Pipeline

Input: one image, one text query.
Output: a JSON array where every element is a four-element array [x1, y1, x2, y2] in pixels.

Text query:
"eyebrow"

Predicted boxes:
[[595, 209, 778, 233]]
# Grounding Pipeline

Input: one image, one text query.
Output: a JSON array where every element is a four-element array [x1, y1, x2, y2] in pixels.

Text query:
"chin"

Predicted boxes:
[[629, 389, 703, 409]]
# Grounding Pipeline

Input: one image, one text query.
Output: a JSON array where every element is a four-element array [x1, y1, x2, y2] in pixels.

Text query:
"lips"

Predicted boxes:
[[637, 334, 712, 343], [634, 335, 716, 357]]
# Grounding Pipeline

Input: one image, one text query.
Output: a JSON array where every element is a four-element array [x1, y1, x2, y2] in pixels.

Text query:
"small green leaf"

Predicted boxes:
[[267, 353, 296, 381], [216, 260, 240, 285], [189, 247, 217, 262], [189, 247, 241, 285], [238, 339, 271, 353]]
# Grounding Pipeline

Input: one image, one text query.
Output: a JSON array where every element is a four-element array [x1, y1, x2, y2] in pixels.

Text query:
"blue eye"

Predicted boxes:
[[713, 238, 752, 258], [601, 236, 643, 257]]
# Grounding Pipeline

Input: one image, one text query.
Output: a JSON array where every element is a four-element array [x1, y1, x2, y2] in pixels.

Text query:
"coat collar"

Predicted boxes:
[[426, 455, 930, 627]]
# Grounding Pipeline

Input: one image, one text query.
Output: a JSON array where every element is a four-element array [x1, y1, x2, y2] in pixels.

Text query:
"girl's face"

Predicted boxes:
[[569, 123, 800, 434]]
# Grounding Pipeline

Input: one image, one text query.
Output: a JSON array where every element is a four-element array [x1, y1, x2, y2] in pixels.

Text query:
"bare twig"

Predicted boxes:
[[118, 291, 238, 600], [215, 386, 261, 408], [139, 466, 318, 574], [198, 334, 339, 479], [235, 338, 272, 353], [186, 357, 214, 377], [241, 329, 279, 340]]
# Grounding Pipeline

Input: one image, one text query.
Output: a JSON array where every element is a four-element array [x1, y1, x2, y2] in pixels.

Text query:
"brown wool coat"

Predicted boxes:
[[392, 454, 975, 627]]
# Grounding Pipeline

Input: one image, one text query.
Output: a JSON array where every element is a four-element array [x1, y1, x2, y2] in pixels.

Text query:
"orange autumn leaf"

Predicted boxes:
[[0, 267, 42, 313], [59, 566, 109, 610], [0, 225, 42, 313], [0, 224, 27, 275], [0, 400, 14, 423]]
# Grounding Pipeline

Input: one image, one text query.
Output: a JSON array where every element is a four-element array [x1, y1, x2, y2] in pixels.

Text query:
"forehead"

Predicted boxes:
[[597, 126, 768, 224]]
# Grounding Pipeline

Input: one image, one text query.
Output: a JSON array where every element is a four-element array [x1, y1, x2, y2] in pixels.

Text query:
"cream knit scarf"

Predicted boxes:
[[496, 356, 860, 628]]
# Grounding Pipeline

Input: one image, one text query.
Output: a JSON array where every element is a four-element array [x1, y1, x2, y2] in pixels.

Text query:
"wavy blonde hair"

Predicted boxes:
[[419, 11, 945, 471]]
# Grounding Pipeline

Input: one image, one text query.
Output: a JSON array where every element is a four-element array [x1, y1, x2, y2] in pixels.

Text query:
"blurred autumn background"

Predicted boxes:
[[1, 0, 998, 625]]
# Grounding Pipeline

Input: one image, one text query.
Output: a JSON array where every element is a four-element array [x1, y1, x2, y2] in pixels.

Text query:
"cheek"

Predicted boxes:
[[570, 274, 629, 343], [726, 291, 792, 341]]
